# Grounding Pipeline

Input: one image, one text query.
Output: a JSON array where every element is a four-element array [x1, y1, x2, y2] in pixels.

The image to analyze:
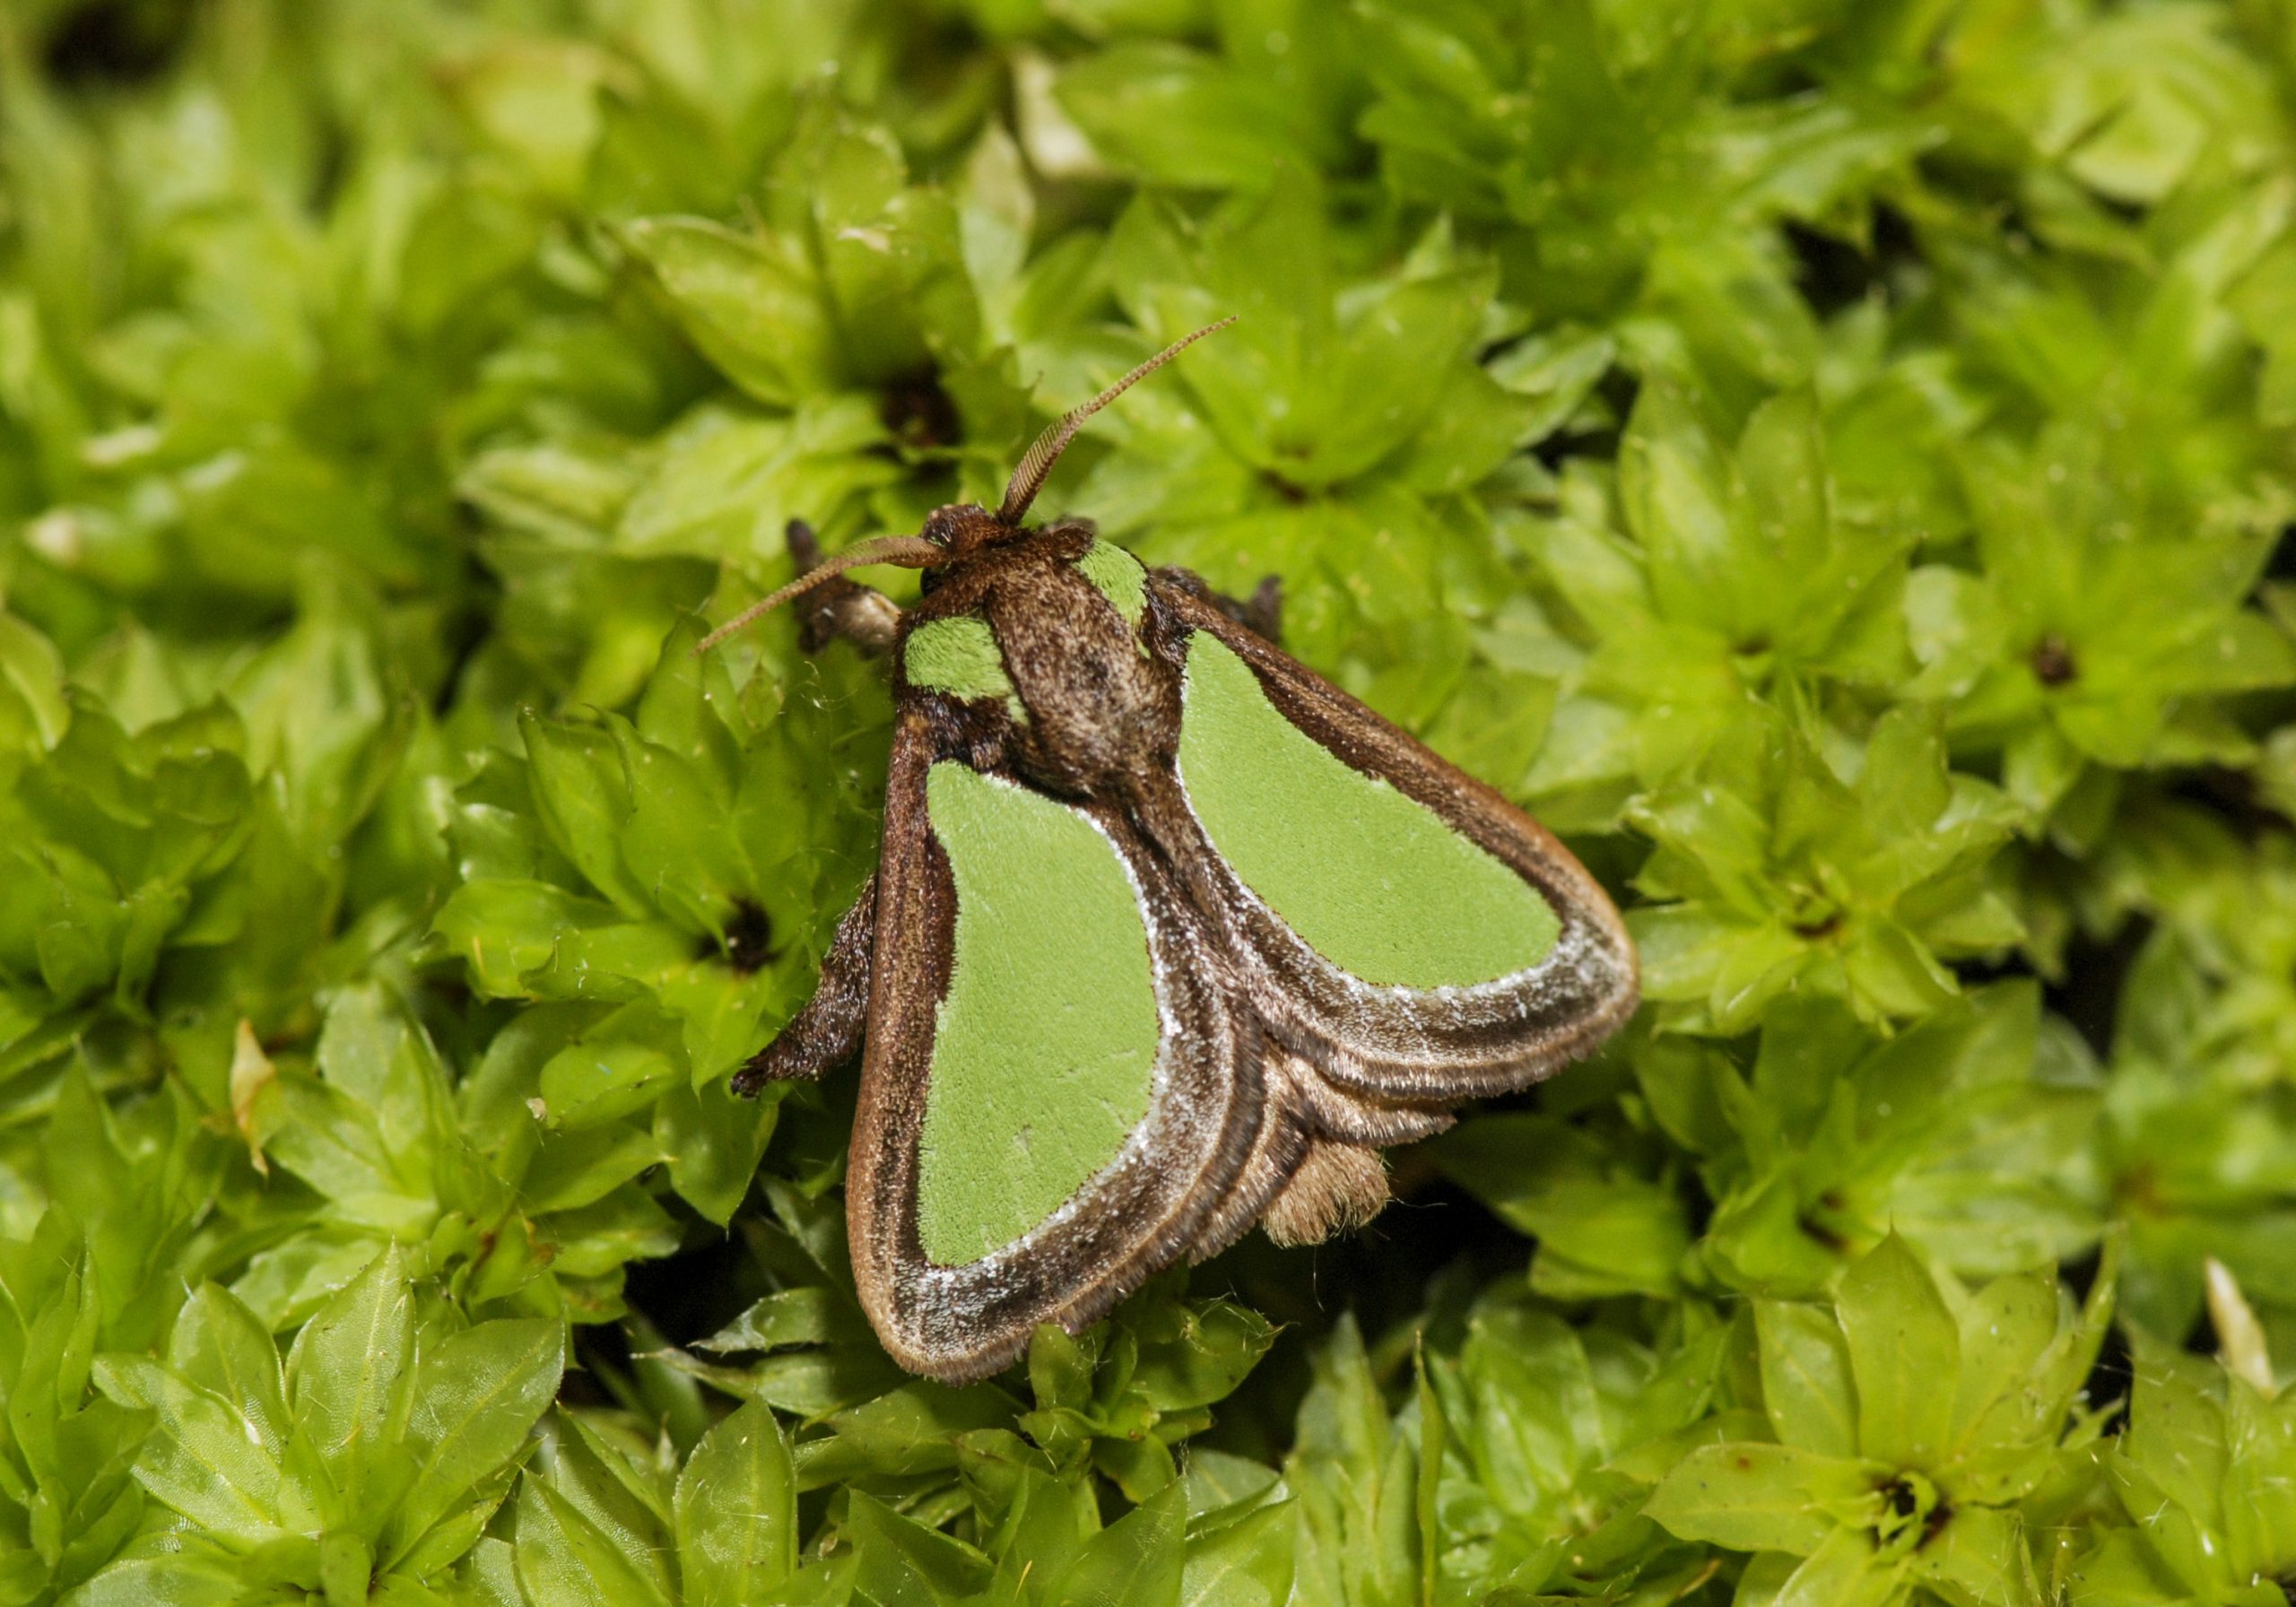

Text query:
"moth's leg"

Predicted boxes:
[[787, 519, 903, 656], [1152, 565, 1284, 647], [1224, 576, 1283, 645], [731, 874, 876, 1096]]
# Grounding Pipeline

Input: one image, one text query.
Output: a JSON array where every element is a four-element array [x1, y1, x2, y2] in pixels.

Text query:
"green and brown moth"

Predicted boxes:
[[709, 322, 1639, 1384]]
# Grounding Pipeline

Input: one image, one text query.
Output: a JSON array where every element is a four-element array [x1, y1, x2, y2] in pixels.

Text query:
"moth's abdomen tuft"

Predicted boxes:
[[1261, 1142, 1389, 1247]]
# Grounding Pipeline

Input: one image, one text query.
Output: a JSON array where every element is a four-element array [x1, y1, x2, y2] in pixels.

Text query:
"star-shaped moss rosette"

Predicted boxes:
[[0, 578, 417, 1028], [92, 1248, 562, 1603], [653, 1185, 1273, 1515], [1435, 985, 2103, 1325], [1059, 175, 1556, 764], [0, 569, 442, 1153], [1419, 1290, 1734, 1601], [604, 1199, 1289, 1603], [0, 685, 255, 1025], [613, 104, 1033, 451], [1516, 382, 1919, 829], [1347, 0, 1938, 404], [1628, 705, 2024, 1034], [492, 1392, 1272, 1607], [429, 617, 889, 1226], [1930, 0, 2289, 221], [473, 116, 1063, 715], [1016, 1290, 1276, 1505], [619, 117, 969, 413], [1904, 429, 2295, 831], [0, 1071, 230, 1600], [0, 1240, 153, 1603], [1638, 985, 2102, 1301], [1646, 1233, 2118, 1607], [222, 986, 691, 1330], [2087, 933, 2296, 1342], [1909, 4, 2296, 535], [2102, 821, 2296, 1097], [1433, 1103, 1694, 1304], [2073, 1269, 2296, 1604], [490, 1397, 806, 1607], [1994, 805, 2296, 1350], [1036, 0, 1367, 195]]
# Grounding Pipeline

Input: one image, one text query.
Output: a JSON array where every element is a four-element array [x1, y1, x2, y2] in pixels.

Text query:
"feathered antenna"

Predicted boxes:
[[996, 317, 1236, 526], [694, 534, 941, 655]]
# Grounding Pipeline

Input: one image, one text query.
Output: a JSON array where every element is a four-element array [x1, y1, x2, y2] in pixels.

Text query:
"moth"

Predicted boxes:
[[709, 322, 1638, 1384]]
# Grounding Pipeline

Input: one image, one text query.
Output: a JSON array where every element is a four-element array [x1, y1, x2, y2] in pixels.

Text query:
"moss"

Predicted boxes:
[[3, 0, 2295, 1597]]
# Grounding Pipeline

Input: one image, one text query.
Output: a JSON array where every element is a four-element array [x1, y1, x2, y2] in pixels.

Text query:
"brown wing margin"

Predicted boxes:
[[1140, 582, 1640, 1109], [847, 708, 1268, 1384]]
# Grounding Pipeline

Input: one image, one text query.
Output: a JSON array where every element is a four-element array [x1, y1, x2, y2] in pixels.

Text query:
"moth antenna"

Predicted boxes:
[[996, 316, 1236, 526], [694, 534, 941, 655]]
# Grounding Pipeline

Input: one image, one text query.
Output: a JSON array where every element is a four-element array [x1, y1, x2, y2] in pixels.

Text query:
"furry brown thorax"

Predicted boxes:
[[899, 518, 1178, 801]]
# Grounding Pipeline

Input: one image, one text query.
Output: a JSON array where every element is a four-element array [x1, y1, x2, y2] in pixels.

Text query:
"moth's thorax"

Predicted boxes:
[[898, 526, 1178, 797]]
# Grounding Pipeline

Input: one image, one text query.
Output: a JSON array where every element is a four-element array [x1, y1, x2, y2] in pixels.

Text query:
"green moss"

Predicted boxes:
[[5, 0, 2296, 1596]]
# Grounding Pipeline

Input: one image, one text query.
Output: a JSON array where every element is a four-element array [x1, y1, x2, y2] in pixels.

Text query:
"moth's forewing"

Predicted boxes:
[[848, 709, 1264, 1384], [1151, 584, 1639, 1104]]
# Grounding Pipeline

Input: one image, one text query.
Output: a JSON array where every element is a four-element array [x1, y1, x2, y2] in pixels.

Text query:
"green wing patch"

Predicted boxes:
[[905, 617, 1022, 719], [1177, 633, 1560, 988], [1072, 539, 1148, 626], [917, 763, 1161, 1265]]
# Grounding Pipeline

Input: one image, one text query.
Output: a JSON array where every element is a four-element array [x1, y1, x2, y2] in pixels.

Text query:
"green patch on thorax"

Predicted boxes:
[[905, 617, 1023, 721], [1073, 540, 1148, 626], [1177, 633, 1559, 987], [917, 763, 1160, 1265]]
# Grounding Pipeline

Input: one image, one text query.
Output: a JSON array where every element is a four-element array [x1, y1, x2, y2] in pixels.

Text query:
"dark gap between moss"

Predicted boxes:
[[42, 0, 196, 87]]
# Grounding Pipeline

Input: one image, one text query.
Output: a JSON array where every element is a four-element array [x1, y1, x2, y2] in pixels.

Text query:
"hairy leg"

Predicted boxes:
[[732, 874, 876, 1095], [726, 524, 901, 1098], [787, 520, 902, 655], [1224, 575, 1283, 644], [1152, 566, 1284, 646]]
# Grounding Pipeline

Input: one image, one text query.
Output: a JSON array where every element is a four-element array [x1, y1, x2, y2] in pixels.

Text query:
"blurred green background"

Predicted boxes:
[[5, 0, 2296, 1602]]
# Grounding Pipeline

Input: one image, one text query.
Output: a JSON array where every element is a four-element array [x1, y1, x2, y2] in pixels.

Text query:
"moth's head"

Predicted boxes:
[[695, 318, 1232, 656], [920, 502, 1011, 561]]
